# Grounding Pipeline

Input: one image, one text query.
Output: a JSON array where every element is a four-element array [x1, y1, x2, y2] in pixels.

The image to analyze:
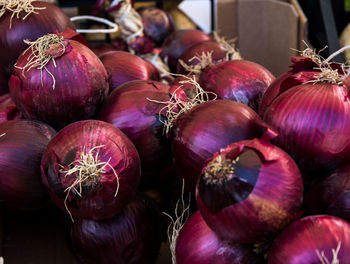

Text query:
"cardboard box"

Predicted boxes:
[[214, 0, 308, 77]]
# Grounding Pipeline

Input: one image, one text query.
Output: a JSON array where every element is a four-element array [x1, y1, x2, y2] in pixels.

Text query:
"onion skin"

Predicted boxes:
[[171, 100, 274, 192], [0, 94, 21, 123], [199, 60, 275, 111], [99, 80, 172, 185], [196, 138, 303, 243], [70, 194, 164, 264], [176, 211, 264, 264], [100, 51, 159, 93], [0, 120, 56, 211], [0, 1, 74, 79], [263, 82, 350, 175], [41, 120, 141, 220], [303, 165, 350, 221], [90, 39, 128, 58], [268, 215, 350, 263], [160, 29, 212, 72], [9, 39, 109, 129]]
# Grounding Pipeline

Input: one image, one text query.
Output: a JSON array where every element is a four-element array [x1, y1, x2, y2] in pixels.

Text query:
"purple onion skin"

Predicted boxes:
[[199, 60, 275, 111], [9, 39, 109, 130], [70, 194, 163, 264], [176, 40, 227, 74], [0, 120, 56, 211], [0, 2, 74, 79], [0, 94, 21, 123], [160, 29, 212, 72], [90, 39, 128, 58], [41, 120, 141, 220], [138, 7, 174, 45], [196, 138, 303, 243], [176, 211, 264, 264], [268, 215, 350, 264], [100, 51, 159, 93], [171, 100, 274, 192], [263, 83, 350, 175], [99, 80, 172, 183], [303, 165, 350, 221]]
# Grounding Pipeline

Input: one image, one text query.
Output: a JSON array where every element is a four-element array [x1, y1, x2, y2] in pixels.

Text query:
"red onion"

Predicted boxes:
[[171, 75, 199, 99], [9, 33, 109, 129], [176, 211, 263, 264], [303, 165, 350, 221], [268, 215, 350, 263], [171, 100, 275, 192], [90, 38, 128, 58], [99, 80, 172, 186], [0, 1, 75, 82], [198, 60, 275, 111], [0, 120, 56, 211], [70, 194, 164, 264], [160, 29, 212, 72], [0, 94, 21, 123], [41, 120, 141, 221], [99, 51, 159, 93], [137, 6, 174, 45], [196, 138, 303, 243]]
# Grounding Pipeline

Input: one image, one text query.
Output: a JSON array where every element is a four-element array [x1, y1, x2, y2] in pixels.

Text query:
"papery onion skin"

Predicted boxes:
[[268, 215, 350, 264], [41, 120, 141, 220], [0, 1, 75, 79], [176, 211, 264, 264], [263, 82, 350, 175], [100, 51, 159, 93], [199, 60, 275, 111], [196, 138, 303, 243], [171, 100, 274, 192], [9, 39, 109, 129], [303, 165, 350, 221], [0, 120, 56, 211], [90, 39, 128, 58], [160, 29, 212, 72], [99, 80, 172, 186], [0, 94, 21, 123], [70, 194, 164, 264]]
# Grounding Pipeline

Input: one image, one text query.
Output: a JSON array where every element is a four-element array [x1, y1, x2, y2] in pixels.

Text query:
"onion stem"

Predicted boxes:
[[213, 32, 242, 61], [178, 51, 214, 75], [316, 242, 341, 264], [70, 15, 118, 34]]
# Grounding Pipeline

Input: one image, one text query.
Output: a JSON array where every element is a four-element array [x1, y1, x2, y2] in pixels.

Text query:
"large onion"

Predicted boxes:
[[196, 138, 303, 243], [0, 94, 21, 123], [171, 100, 274, 192], [0, 120, 56, 211], [70, 194, 164, 264], [9, 33, 109, 129], [268, 215, 350, 263], [99, 51, 159, 93], [41, 120, 141, 221], [176, 211, 263, 264]]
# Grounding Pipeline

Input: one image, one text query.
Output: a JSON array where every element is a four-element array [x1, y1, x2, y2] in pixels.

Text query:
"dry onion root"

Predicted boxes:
[[316, 242, 341, 264]]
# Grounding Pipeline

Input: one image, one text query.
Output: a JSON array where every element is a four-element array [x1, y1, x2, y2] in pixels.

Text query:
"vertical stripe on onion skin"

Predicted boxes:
[[196, 138, 303, 244], [268, 215, 350, 264], [0, 94, 21, 124], [175, 211, 264, 264], [171, 100, 274, 192], [41, 120, 141, 221], [263, 82, 350, 178], [9, 36, 109, 130], [70, 194, 164, 264], [99, 80, 172, 187], [198, 60, 275, 112], [0, 120, 56, 211], [99, 51, 159, 93]]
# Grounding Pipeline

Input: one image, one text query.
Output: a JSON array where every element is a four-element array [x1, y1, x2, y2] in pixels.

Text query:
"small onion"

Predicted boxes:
[[0, 120, 56, 211], [176, 211, 264, 264], [0, 94, 21, 123], [160, 29, 212, 72], [268, 215, 350, 263], [196, 138, 303, 243], [99, 80, 172, 185], [198, 60, 275, 111], [70, 194, 164, 264], [99, 51, 159, 93], [171, 100, 275, 192], [41, 120, 141, 221], [9, 33, 109, 129]]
